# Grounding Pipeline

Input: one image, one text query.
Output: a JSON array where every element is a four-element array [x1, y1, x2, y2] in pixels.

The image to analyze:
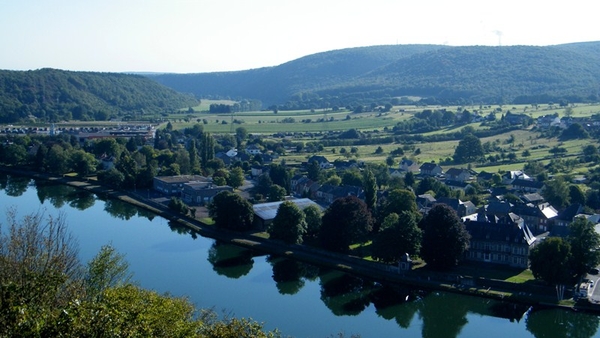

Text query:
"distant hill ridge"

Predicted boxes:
[[148, 42, 600, 108], [0, 68, 198, 123]]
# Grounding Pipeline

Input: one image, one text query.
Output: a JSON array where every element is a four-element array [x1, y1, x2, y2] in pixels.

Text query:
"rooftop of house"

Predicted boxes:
[[253, 198, 321, 221]]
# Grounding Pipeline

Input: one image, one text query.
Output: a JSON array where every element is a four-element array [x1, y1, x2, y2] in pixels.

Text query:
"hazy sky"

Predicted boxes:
[[1, 0, 598, 73]]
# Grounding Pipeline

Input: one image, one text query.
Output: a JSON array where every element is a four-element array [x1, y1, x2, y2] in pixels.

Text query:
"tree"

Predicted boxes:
[[307, 160, 321, 181], [97, 167, 125, 187], [268, 184, 287, 202], [268, 201, 306, 245], [235, 126, 248, 143], [70, 149, 98, 177], [46, 144, 70, 174], [302, 204, 322, 239], [569, 185, 586, 206], [380, 188, 418, 217], [404, 171, 415, 188], [371, 211, 422, 263], [320, 196, 372, 253], [542, 178, 570, 209], [568, 217, 600, 284], [363, 169, 377, 210], [420, 204, 470, 270], [453, 134, 484, 163], [208, 191, 254, 231], [227, 166, 245, 189], [560, 123, 589, 140], [0, 209, 80, 336], [85, 244, 133, 300], [341, 169, 363, 187], [529, 237, 572, 285], [269, 163, 290, 193]]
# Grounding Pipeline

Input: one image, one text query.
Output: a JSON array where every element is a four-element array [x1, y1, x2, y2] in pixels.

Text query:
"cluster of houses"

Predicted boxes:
[[144, 113, 600, 270], [291, 156, 597, 269]]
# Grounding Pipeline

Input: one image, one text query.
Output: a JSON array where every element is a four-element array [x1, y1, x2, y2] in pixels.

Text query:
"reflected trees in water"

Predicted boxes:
[[526, 307, 600, 338], [267, 255, 319, 296], [207, 241, 256, 279]]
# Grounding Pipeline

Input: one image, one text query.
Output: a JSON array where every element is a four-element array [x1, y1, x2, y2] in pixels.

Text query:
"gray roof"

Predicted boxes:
[[154, 175, 209, 184], [253, 198, 322, 221]]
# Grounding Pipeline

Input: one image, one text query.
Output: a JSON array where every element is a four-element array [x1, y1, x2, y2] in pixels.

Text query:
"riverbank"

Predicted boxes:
[[2, 166, 599, 314]]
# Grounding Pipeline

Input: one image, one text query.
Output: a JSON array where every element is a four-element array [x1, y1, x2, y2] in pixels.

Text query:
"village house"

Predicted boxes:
[[444, 180, 474, 192], [501, 171, 530, 185], [445, 168, 471, 182], [389, 168, 404, 179], [464, 210, 537, 268], [315, 184, 363, 205], [476, 171, 495, 184], [520, 193, 545, 205], [419, 162, 443, 176], [245, 144, 262, 155], [435, 197, 477, 218], [399, 158, 420, 173], [537, 114, 562, 129], [181, 182, 233, 206], [552, 204, 585, 229], [153, 175, 210, 196], [290, 175, 320, 198], [510, 178, 545, 193], [306, 155, 333, 169], [511, 202, 558, 235]]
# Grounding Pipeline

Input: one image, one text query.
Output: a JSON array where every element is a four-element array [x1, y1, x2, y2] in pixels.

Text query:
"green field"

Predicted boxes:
[[165, 100, 600, 175]]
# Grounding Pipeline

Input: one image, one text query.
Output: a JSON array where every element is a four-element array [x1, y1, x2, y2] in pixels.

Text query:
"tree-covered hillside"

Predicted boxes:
[[0, 68, 198, 123], [148, 42, 600, 109], [149, 45, 445, 106]]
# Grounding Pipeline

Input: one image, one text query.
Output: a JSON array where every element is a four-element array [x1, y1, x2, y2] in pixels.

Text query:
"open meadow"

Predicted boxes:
[[163, 101, 600, 176]]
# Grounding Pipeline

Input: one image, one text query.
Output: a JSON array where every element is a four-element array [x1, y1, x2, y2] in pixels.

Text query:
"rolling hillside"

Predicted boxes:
[[149, 42, 600, 108], [0, 68, 198, 123]]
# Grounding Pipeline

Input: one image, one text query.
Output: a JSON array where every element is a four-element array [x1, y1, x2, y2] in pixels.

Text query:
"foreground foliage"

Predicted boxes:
[[0, 209, 280, 337]]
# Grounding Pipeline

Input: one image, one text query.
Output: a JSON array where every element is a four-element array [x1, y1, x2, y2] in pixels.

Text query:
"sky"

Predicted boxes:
[[1, 0, 598, 74]]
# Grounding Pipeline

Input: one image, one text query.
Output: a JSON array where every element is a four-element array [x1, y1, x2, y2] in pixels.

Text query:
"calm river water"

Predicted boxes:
[[1, 174, 599, 338]]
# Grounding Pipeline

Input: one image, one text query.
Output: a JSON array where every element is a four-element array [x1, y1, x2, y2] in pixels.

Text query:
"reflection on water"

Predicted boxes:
[[2, 174, 600, 337], [267, 255, 319, 295], [207, 241, 258, 279]]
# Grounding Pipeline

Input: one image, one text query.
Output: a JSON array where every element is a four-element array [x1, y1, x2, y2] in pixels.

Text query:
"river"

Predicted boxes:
[[1, 173, 599, 338]]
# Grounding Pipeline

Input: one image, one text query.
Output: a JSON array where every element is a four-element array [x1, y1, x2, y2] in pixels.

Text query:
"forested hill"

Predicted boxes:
[[148, 42, 600, 108], [0, 68, 198, 123], [148, 45, 445, 107]]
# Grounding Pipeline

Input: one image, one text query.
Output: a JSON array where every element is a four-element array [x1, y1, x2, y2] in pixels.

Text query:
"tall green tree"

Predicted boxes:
[[269, 163, 291, 193], [302, 204, 322, 239], [307, 160, 321, 181], [85, 244, 132, 300], [371, 211, 422, 263], [542, 177, 570, 209], [227, 166, 245, 189], [268, 184, 287, 202], [268, 201, 306, 245], [380, 188, 418, 216], [529, 237, 572, 285], [420, 204, 470, 270], [568, 217, 600, 284], [200, 132, 215, 169], [453, 134, 484, 163], [46, 144, 70, 174], [320, 196, 372, 253], [188, 139, 201, 174], [363, 169, 377, 210], [208, 191, 254, 231], [70, 149, 98, 177]]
